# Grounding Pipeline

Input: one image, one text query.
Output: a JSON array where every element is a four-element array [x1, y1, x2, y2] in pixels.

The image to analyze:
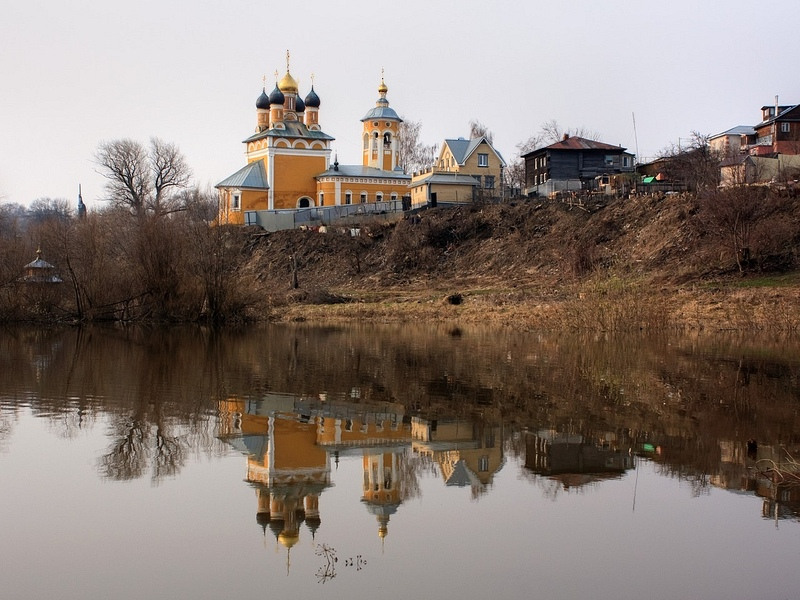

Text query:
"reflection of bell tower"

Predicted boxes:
[[362, 450, 402, 539]]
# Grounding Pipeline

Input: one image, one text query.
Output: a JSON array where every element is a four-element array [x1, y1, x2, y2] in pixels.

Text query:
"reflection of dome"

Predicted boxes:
[[269, 84, 285, 106], [268, 520, 283, 539], [305, 516, 321, 538], [377, 515, 389, 539], [363, 499, 398, 538], [256, 511, 270, 530], [278, 70, 298, 94], [278, 532, 300, 548], [256, 88, 270, 109]]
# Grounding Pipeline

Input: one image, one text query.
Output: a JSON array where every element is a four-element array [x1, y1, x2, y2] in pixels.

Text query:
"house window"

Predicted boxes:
[[231, 192, 241, 211], [478, 153, 489, 167], [604, 155, 615, 166], [376, 192, 384, 202], [473, 175, 481, 186], [781, 122, 791, 133], [484, 175, 495, 189], [318, 192, 324, 206], [360, 192, 367, 203], [390, 192, 398, 201], [623, 156, 630, 168], [345, 191, 352, 205]]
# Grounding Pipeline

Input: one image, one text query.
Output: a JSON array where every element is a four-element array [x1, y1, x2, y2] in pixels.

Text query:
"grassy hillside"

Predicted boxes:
[[252, 191, 800, 330]]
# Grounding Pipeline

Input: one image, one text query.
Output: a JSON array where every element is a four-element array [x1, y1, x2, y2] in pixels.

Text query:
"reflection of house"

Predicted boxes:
[[524, 429, 633, 488], [410, 137, 506, 207], [522, 135, 635, 197], [411, 416, 505, 497], [709, 439, 800, 523]]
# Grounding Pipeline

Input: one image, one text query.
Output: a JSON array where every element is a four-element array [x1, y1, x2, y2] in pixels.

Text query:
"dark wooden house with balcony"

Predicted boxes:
[[742, 100, 800, 156], [522, 135, 635, 197]]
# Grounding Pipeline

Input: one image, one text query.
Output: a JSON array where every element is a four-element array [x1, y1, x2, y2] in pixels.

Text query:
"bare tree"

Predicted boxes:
[[468, 119, 494, 144], [538, 119, 601, 145], [658, 131, 719, 192], [95, 138, 192, 217], [28, 197, 72, 223], [698, 186, 768, 272], [398, 119, 438, 174]]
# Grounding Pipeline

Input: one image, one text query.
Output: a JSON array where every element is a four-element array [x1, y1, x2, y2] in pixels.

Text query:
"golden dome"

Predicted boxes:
[[278, 70, 298, 94], [378, 77, 388, 94]]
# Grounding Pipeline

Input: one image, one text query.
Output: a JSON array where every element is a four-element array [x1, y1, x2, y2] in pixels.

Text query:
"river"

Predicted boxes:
[[1, 324, 799, 599]]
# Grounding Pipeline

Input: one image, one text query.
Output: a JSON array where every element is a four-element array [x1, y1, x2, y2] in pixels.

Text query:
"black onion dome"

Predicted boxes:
[[304, 86, 320, 108], [295, 94, 305, 112], [268, 84, 285, 106], [256, 88, 270, 109]]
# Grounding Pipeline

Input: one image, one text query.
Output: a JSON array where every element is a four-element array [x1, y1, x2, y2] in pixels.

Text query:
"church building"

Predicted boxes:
[[216, 56, 410, 225]]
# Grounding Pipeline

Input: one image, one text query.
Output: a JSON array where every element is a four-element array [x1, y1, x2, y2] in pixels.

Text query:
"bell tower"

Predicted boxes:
[[361, 70, 402, 172]]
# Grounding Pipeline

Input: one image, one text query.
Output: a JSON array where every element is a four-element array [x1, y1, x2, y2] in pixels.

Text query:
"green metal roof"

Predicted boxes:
[[216, 160, 268, 189]]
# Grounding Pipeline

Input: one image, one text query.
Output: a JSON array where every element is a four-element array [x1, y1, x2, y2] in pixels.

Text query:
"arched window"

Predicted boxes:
[[383, 132, 391, 146], [297, 197, 314, 208], [376, 192, 384, 203], [345, 191, 352, 205], [360, 192, 367, 204]]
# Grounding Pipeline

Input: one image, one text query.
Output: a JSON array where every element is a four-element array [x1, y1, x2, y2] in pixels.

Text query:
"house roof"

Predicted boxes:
[[215, 160, 269, 189], [758, 104, 800, 127], [710, 125, 756, 140], [442, 137, 507, 167], [243, 120, 334, 143], [409, 172, 480, 188], [316, 164, 411, 180], [521, 136, 629, 157]]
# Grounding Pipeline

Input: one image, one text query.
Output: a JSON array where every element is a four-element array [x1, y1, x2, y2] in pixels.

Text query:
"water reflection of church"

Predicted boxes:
[[218, 393, 505, 548]]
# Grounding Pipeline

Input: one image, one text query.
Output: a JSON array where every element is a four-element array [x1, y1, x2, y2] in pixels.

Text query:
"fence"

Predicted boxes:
[[244, 200, 405, 232]]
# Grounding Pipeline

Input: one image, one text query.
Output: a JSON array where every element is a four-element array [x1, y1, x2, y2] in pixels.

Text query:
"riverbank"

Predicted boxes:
[[270, 275, 800, 332], [6, 190, 800, 328]]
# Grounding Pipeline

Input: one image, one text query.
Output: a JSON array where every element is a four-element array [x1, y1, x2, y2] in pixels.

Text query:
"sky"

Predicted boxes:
[[1, 0, 798, 209]]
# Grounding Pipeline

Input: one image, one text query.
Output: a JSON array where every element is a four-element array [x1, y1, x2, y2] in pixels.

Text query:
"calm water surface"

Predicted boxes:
[[1, 324, 799, 600]]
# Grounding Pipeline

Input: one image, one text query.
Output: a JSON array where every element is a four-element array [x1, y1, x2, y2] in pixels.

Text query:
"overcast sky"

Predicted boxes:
[[1, 0, 798, 208]]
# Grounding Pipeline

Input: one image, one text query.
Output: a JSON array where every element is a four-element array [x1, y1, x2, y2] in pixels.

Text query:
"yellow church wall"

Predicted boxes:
[[316, 179, 409, 206], [316, 179, 338, 205], [272, 153, 325, 209]]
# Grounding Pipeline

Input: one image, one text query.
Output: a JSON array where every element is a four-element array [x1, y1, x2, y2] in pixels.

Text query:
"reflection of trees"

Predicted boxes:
[[0, 408, 16, 453], [1, 324, 799, 491], [99, 417, 187, 483]]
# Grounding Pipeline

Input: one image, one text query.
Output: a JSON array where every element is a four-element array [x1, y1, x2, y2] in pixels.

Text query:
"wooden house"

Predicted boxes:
[[522, 135, 634, 197]]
